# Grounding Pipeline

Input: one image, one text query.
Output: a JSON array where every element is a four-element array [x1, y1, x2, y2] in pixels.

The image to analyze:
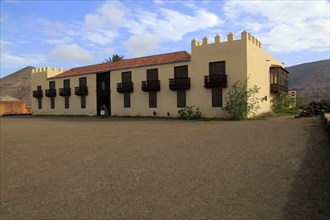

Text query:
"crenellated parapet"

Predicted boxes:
[[191, 30, 262, 49], [32, 66, 68, 78]]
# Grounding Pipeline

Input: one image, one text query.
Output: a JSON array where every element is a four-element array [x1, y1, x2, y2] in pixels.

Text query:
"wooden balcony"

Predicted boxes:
[[204, 74, 227, 88], [33, 90, 43, 98], [59, 88, 71, 96], [169, 77, 190, 90], [141, 80, 160, 92], [117, 82, 133, 93], [270, 84, 288, 93], [75, 86, 88, 96], [45, 89, 56, 97]]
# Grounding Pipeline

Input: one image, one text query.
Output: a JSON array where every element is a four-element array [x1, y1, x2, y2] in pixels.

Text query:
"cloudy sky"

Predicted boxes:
[[1, 0, 329, 77]]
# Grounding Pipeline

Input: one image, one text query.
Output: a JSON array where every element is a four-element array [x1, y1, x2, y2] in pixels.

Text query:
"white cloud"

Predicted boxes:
[[38, 18, 66, 37], [46, 37, 73, 45], [223, 1, 330, 53], [84, 0, 126, 28], [50, 44, 94, 62], [1, 52, 46, 68], [82, 30, 118, 45], [124, 34, 162, 57], [124, 7, 221, 56]]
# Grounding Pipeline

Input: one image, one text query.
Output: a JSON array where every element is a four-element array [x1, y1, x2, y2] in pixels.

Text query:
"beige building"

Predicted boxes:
[[31, 31, 289, 118]]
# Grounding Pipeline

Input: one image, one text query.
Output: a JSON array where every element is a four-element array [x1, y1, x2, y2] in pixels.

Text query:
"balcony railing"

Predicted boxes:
[[141, 80, 160, 92], [33, 90, 43, 98], [169, 77, 190, 90], [270, 84, 288, 93], [117, 82, 133, 93], [204, 74, 228, 88], [75, 86, 88, 96], [59, 88, 71, 96], [45, 89, 56, 97]]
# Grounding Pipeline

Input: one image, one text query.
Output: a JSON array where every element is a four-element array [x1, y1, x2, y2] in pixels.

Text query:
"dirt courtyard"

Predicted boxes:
[[1, 116, 329, 219]]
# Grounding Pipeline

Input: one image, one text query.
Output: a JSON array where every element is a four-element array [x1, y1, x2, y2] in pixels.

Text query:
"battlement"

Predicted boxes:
[[191, 30, 262, 48], [32, 66, 68, 78]]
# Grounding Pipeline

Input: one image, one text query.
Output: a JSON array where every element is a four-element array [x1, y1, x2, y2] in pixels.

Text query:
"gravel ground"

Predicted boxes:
[[0, 115, 329, 219]]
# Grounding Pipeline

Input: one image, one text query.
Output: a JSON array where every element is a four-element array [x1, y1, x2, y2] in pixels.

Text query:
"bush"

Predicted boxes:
[[295, 101, 330, 118], [178, 105, 203, 120], [224, 80, 260, 120], [272, 94, 299, 114]]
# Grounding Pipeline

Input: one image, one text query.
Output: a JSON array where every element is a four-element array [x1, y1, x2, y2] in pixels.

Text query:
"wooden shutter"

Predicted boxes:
[[209, 61, 225, 75], [81, 96, 86, 109], [64, 79, 70, 88], [174, 66, 188, 78], [124, 92, 130, 108], [212, 88, 222, 107], [50, 81, 55, 89], [65, 96, 69, 109], [149, 91, 157, 108], [147, 69, 158, 80], [79, 77, 87, 87], [51, 97, 55, 109], [122, 71, 132, 82], [177, 90, 186, 108]]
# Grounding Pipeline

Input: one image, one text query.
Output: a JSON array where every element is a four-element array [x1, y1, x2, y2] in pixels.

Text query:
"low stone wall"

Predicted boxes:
[[0, 101, 32, 116]]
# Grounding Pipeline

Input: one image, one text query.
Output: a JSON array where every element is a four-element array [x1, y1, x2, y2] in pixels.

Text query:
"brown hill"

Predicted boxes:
[[0, 66, 34, 104], [287, 59, 330, 103]]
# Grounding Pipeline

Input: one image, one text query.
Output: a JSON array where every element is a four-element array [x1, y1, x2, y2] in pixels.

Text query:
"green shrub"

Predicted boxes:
[[224, 80, 260, 120], [272, 94, 299, 114], [178, 105, 203, 120]]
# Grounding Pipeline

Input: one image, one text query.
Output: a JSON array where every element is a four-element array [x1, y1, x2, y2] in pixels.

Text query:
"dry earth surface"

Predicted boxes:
[[0, 115, 329, 219]]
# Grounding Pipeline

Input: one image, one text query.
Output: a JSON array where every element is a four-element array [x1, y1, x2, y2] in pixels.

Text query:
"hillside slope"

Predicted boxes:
[[287, 59, 330, 103], [0, 66, 34, 104]]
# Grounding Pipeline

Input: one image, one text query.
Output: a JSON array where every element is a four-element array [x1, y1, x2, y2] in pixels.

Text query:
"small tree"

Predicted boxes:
[[272, 94, 298, 114], [103, 54, 125, 63], [224, 80, 260, 120], [178, 106, 203, 120]]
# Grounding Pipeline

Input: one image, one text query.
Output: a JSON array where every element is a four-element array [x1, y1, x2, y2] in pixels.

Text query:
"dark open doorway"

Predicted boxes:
[[96, 72, 111, 116]]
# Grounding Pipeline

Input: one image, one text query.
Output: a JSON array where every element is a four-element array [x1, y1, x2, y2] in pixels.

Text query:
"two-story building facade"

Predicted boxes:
[[31, 31, 289, 118]]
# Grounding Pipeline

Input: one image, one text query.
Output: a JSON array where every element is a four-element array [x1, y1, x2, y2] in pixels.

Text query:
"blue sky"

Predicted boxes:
[[1, 0, 329, 78]]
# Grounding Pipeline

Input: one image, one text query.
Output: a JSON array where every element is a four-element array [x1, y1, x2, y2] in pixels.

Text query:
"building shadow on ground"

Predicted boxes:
[[281, 118, 330, 219]]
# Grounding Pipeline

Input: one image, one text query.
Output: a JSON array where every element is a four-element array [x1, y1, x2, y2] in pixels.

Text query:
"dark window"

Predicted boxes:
[[174, 65, 188, 78], [149, 91, 157, 108], [64, 80, 70, 108], [209, 61, 225, 75], [147, 69, 158, 80], [80, 77, 87, 108], [65, 96, 69, 109], [79, 77, 87, 86], [212, 88, 222, 107], [122, 71, 132, 82], [50, 81, 55, 89], [81, 96, 86, 109], [177, 90, 186, 108], [37, 85, 42, 109], [38, 98, 42, 109], [51, 97, 55, 109], [124, 92, 130, 108], [64, 79, 70, 88]]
